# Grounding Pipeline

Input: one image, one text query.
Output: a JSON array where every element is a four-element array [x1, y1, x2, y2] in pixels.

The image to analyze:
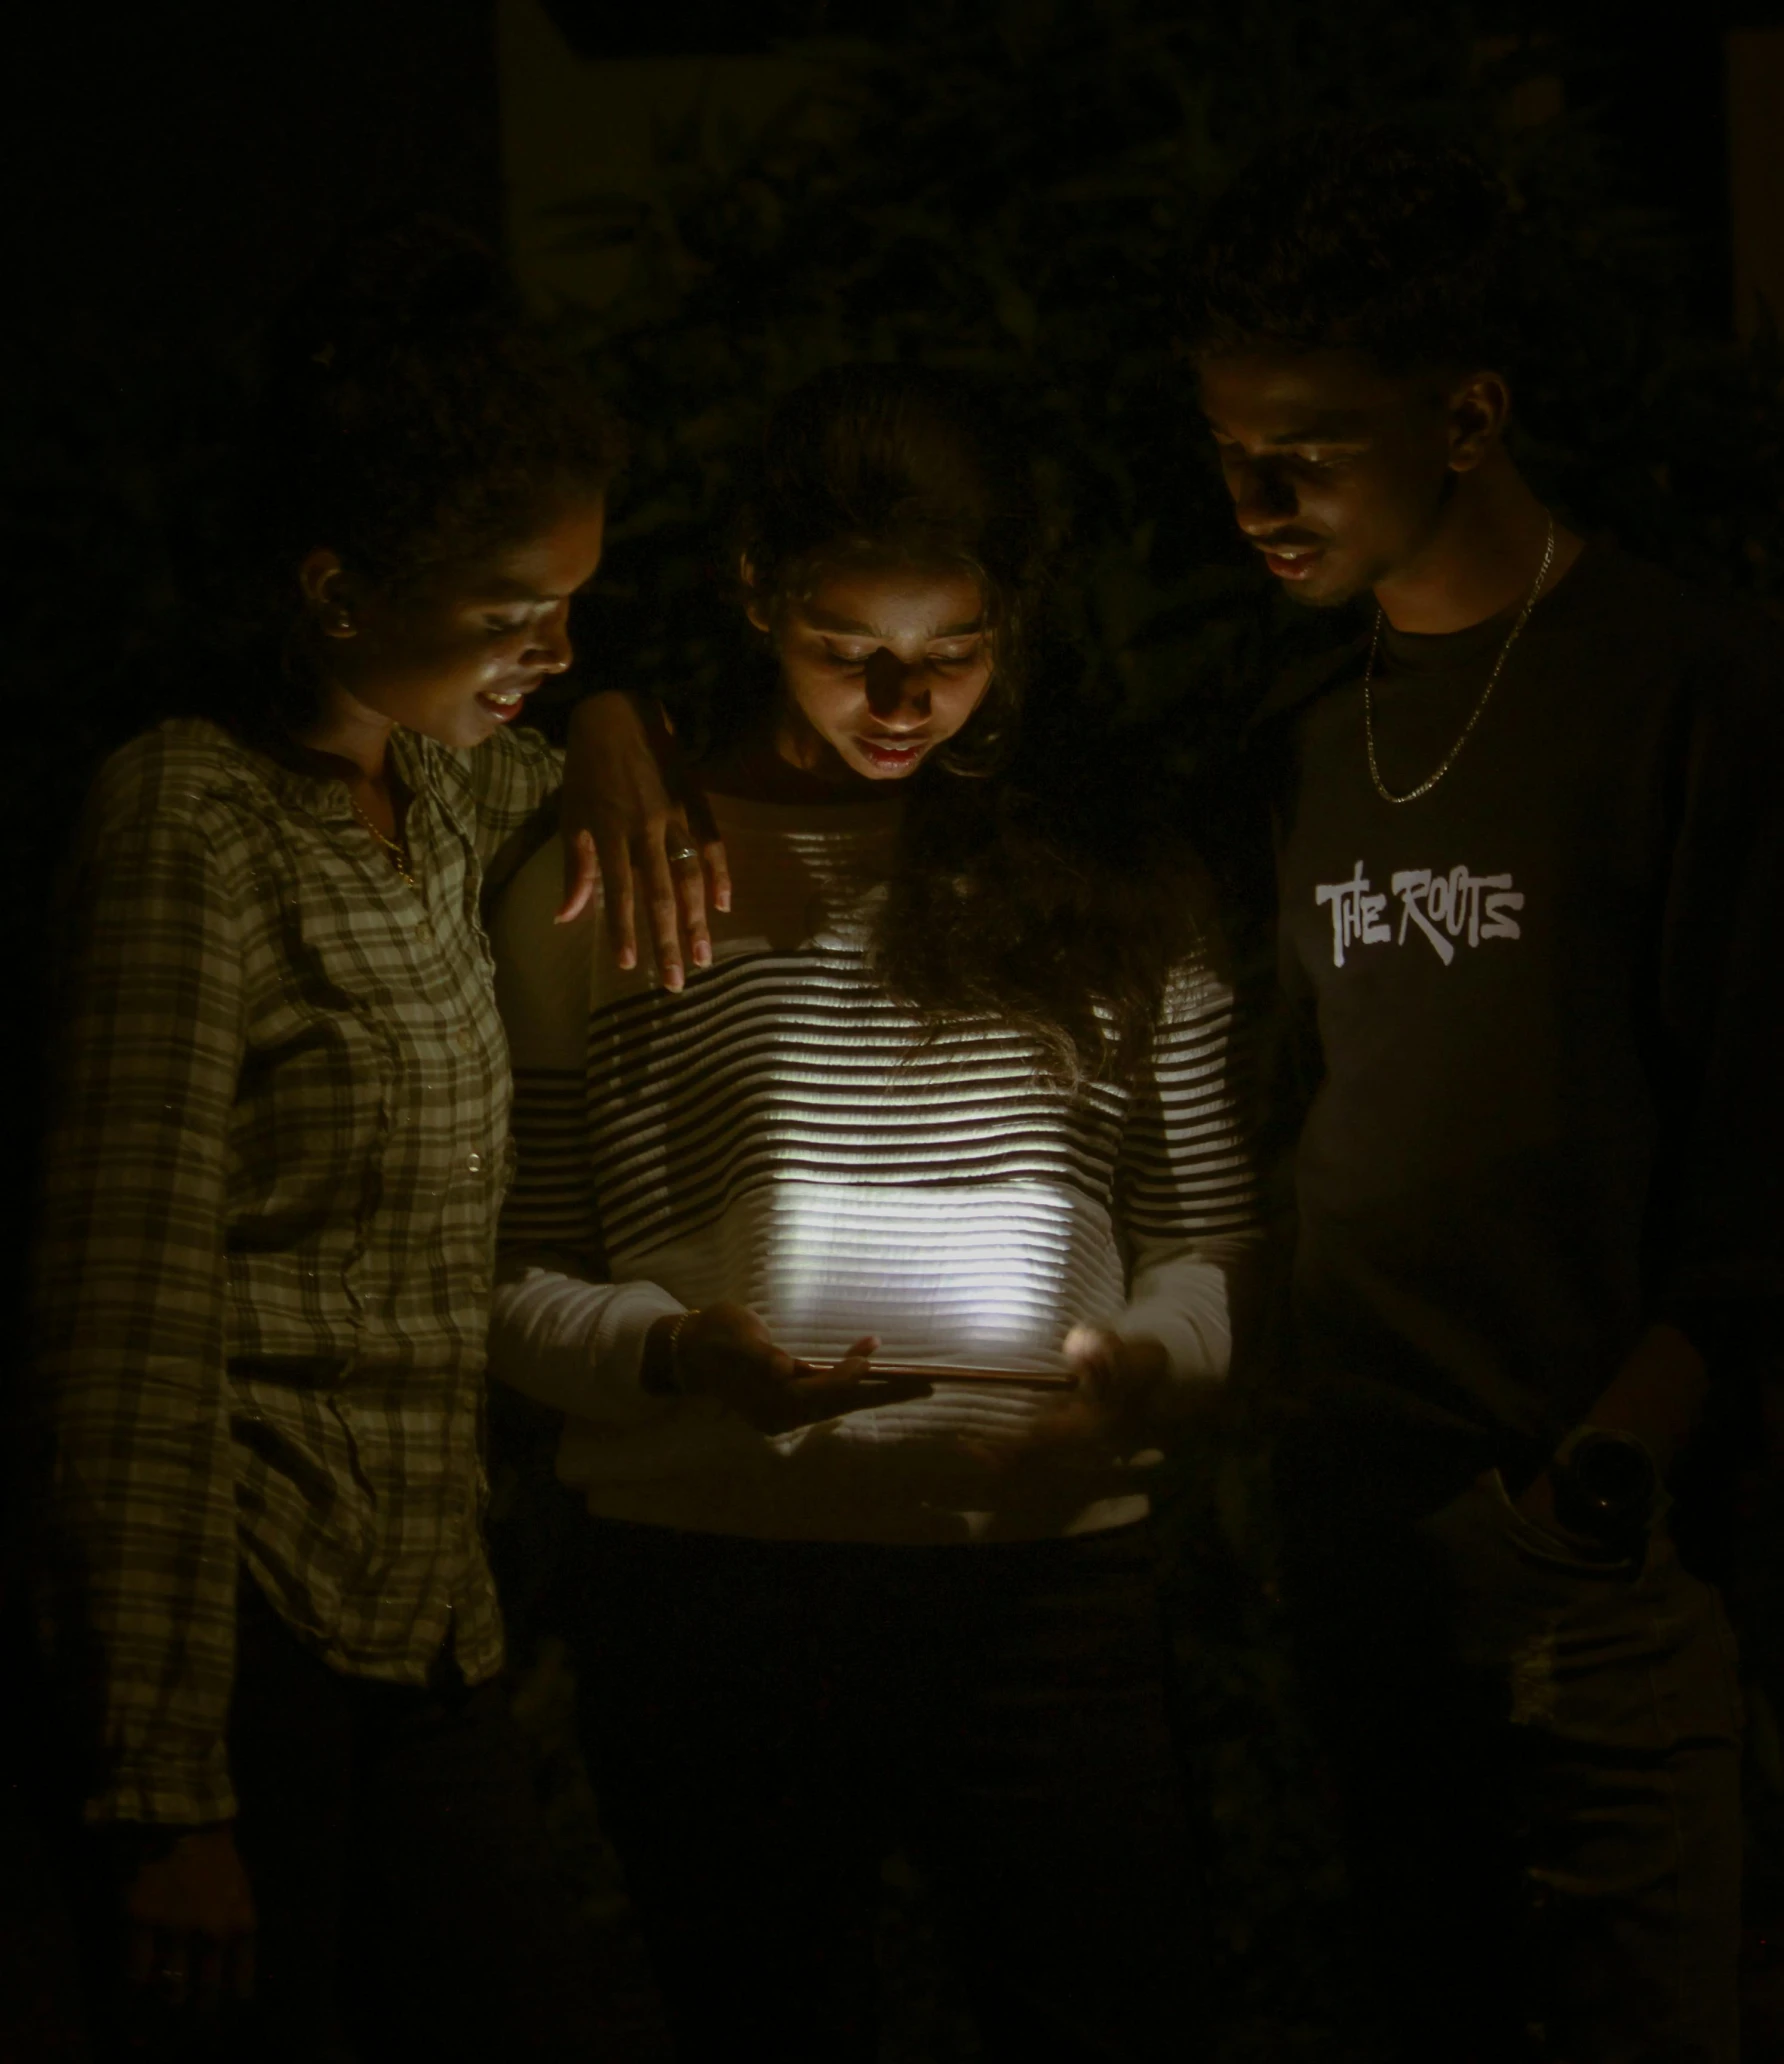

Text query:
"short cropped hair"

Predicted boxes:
[[250, 217, 623, 594], [1184, 124, 1517, 374], [196, 217, 623, 737]]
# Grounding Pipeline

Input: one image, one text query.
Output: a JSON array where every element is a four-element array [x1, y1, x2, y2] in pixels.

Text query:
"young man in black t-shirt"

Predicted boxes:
[[1188, 130, 1781, 2062]]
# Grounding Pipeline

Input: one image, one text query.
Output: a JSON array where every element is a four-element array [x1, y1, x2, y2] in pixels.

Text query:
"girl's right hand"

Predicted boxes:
[[665, 1304, 925, 1433], [124, 1823, 256, 2020]]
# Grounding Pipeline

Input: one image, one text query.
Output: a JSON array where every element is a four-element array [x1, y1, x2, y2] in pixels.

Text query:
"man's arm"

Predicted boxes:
[[1525, 622, 1784, 1536], [1516, 1322, 1709, 1542]]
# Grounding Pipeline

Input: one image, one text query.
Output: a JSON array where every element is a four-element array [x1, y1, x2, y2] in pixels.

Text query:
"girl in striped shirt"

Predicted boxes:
[[491, 364, 1258, 2061]]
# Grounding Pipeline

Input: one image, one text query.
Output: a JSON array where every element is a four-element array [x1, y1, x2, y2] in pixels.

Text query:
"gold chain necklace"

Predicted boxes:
[[1363, 515, 1557, 805], [348, 792, 419, 888]]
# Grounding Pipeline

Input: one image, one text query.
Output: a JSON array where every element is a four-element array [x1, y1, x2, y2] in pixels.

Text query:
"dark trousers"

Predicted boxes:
[[78, 1578, 602, 2063], [566, 1517, 1204, 2064], [1276, 1435, 1744, 2064]]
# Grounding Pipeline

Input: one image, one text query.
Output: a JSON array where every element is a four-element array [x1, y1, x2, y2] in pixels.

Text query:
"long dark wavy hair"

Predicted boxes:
[[188, 218, 622, 742], [728, 364, 1214, 1085]]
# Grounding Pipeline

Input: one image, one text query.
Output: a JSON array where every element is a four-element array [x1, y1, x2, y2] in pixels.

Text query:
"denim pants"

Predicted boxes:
[[564, 1517, 1204, 2063], [1277, 1441, 1744, 2064]]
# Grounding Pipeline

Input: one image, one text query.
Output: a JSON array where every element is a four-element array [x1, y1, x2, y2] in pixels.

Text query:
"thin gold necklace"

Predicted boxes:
[[349, 792, 419, 888], [1363, 514, 1557, 805]]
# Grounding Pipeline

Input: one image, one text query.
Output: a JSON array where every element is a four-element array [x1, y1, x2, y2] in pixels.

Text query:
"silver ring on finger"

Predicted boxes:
[[665, 839, 698, 865]]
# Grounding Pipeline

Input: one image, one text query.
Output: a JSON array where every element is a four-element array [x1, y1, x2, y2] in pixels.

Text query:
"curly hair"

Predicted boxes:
[[730, 364, 1211, 1085], [1185, 124, 1517, 375], [207, 217, 622, 733]]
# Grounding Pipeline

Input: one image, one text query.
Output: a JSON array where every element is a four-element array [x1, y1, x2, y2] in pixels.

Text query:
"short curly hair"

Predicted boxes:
[[1184, 125, 1517, 375], [252, 216, 622, 590], [203, 218, 621, 734]]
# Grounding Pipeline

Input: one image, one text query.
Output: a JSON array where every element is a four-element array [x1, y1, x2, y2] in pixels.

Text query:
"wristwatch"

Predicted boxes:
[[1549, 1427, 1660, 1556]]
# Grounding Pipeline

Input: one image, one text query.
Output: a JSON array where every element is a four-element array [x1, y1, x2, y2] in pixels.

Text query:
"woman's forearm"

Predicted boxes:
[[488, 1257, 685, 1423]]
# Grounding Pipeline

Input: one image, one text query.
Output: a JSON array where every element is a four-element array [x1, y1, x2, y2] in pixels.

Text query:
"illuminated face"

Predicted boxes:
[[317, 497, 608, 749], [1199, 348, 1460, 609], [756, 561, 995, 784]]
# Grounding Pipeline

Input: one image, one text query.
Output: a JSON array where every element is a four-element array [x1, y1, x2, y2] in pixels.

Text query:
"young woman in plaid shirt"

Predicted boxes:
[[33, 223, 619, 2060]]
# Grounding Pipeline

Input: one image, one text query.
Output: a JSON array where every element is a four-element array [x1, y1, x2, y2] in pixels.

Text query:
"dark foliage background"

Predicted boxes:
[[546, 0, 1782, 736]]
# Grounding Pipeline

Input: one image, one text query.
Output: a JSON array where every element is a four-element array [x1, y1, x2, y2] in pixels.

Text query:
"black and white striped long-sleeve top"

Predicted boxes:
[[488, 791, 1258, 1544]]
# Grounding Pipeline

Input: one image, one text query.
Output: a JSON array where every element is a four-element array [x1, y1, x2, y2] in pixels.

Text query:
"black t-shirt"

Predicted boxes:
[[1271, 542, 1783, 1497]]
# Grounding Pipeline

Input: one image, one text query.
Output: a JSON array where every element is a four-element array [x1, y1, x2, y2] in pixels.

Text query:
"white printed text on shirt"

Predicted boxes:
[[1315, 860, 1524, 968]]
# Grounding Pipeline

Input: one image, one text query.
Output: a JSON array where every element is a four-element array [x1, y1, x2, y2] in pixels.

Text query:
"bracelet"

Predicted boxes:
[[648, 1308, 698, 1398]]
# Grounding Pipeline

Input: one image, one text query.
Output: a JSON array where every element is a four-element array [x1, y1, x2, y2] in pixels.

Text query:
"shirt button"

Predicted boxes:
[[455, 1025, 478, 1054], [465, 1151, 484, 1174]]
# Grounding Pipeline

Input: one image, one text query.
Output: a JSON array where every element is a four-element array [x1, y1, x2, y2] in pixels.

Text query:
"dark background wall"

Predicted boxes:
[[3, 1, 501, 396], [7, 0, 1766, 375]]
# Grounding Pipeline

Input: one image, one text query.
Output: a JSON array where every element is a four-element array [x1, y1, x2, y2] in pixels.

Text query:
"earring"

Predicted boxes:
[[327, 610, 355, 638]]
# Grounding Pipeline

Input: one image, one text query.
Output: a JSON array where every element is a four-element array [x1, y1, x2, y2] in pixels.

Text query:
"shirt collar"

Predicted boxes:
[[242, 726, 439, 825]]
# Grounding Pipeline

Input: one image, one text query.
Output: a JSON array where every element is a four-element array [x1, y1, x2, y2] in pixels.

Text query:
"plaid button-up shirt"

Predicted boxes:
[[34, 716, 562, 1825]]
